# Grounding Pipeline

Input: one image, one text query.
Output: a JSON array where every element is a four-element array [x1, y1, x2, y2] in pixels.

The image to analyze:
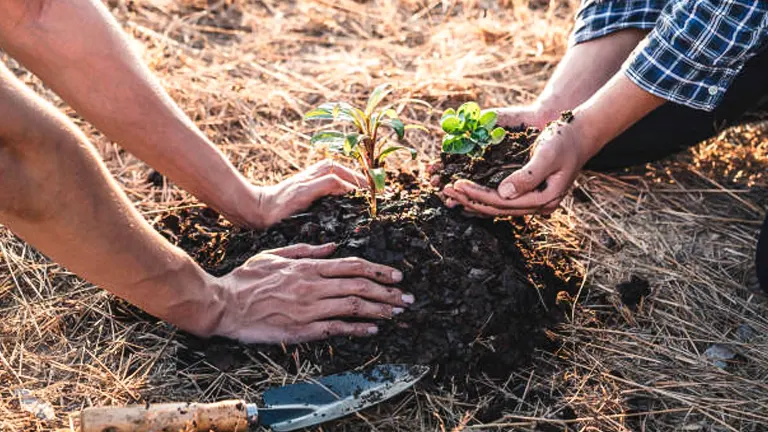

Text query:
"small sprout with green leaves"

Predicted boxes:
[[304, 83, 427, 217], [440, 102, 507, 157]]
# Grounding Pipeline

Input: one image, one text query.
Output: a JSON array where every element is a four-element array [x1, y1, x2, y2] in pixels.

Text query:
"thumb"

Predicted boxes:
[[307, 173, 358, 197], [264, 242, 337, 259], [498, 157, 551, 199]]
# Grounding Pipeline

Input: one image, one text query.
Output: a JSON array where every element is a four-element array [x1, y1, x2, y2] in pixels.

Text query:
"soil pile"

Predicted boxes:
[[159, 177, 577, 395], [438, 126, 539, 188]]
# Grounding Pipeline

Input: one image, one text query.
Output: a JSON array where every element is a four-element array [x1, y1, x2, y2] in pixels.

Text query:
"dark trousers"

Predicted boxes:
[[584, 48, 768, 293]]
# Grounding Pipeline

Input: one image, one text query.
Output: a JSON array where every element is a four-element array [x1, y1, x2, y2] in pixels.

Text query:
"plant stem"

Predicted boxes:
[[358, 139, 378, 218]]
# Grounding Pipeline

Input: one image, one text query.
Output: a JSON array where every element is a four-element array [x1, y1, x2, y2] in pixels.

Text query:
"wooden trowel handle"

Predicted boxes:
[[80, 400, 252, 432]]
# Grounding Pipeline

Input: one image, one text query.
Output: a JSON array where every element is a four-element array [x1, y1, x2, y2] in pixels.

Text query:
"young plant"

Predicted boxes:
[[304, 84, 426, 217], [440, 102, 506, 157]]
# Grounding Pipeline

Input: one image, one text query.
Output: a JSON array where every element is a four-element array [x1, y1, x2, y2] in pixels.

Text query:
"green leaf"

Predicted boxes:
[[440, 108, 456, 121], [479, 110, 497, 130], [404, 124, 429, 133], [381, 118, 405, 139], [304, 108, 334, 121], [316, 102, 366, 132], [490, 127, 506, 144], [380, 108, 398, 119], [344, 133, 363, 156], [369, 167, 387, 192], [441, 116, 462, 134], [457, 102, 481, 122], [470, 127, 490, 144], [378, 145, 417, 164], [366, 83, 394, 115], [442, 134, 475, 154], [310, 131, 346, 146]]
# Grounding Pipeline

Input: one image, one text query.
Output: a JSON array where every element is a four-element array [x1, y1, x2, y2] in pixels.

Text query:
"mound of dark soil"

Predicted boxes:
[[158, 176, 577, 397], [438, 126, 539, 189]]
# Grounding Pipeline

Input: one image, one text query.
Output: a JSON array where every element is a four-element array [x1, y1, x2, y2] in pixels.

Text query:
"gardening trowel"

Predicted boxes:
[[80, 364, 428, 432]]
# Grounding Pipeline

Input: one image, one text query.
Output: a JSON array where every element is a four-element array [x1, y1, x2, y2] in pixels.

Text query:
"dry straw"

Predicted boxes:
[[1, 0, 766, 431]]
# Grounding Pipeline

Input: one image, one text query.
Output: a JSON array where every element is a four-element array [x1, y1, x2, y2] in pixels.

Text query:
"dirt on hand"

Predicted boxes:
[[438, 126, 539, 189], [159, 174, 578, 401]]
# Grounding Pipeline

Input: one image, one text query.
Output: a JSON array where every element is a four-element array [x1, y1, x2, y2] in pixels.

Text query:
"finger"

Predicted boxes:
[[426, 160, 443, 175], [291, 320, 379, 342], [430, 174, 443, 188], [312, 297, 401, 321], [497, 149, 554, 199], [496, 172, 571, 209], [303, 173, 358, 197], [445, 197, 460, 208], [326, 278, 410, 305], [540, 203, 560, 215], [263, 242, 336, 259], [314, 257, 403, 284], [452, 180, 511, 207], [445, 187, 528, 217], [309, 160, 367, 187]]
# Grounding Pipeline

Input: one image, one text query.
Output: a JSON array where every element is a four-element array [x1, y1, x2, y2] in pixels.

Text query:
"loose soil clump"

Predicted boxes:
[[616, 276, 651, 309], [159, 175, 577, 399], [438, 126, 539, 189]]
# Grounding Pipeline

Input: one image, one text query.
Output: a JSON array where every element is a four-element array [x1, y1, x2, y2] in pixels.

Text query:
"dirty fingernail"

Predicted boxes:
[[391, 270, 403, 282], [367, 326, 379, 334], [392, 307, 404, 315], [499, 183, 516, 198], [402, 294, 415, 304]]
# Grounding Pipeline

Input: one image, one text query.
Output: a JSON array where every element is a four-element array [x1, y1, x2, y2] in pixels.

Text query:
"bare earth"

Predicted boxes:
[[1, 0, 767, 431]]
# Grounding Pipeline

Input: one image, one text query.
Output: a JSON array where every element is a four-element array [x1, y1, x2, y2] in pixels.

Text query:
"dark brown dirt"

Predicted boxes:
[[158, 174, 578, 402], [616, 276, 651, 309], [438, 126, 539, 189]]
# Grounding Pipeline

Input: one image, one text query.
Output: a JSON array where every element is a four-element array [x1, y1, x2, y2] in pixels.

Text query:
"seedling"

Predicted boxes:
[[440, 102, 506, 157], [304, 84, 426, 217]]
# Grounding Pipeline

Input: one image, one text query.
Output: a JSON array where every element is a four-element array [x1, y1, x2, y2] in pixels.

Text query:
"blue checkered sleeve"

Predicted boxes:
[[572, 0, 768, 111], [571, 0, 666, 45]]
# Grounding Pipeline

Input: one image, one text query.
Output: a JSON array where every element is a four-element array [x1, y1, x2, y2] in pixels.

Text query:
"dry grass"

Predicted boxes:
[[1, 0, 767, 431]]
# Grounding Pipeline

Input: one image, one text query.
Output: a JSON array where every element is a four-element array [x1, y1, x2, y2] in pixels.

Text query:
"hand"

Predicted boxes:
[[442, 117, 591, 216], [212, 243, 414, 344], [427, 104, 556, 187], [244, 160, 367, 229]]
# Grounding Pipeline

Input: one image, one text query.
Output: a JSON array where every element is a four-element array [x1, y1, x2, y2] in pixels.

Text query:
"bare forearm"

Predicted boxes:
[[536, 29, 647, 116], [0, 0, 257, 225], [0, 65, 223, 336], [574, 73, 665, 159]]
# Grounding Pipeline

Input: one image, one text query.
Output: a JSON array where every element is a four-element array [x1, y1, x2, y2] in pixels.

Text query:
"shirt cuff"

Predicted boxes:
[[622, 33, 737, 112]]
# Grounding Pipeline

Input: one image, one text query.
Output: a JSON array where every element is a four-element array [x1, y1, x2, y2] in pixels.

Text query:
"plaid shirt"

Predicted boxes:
[[571, 0, 768, 111]]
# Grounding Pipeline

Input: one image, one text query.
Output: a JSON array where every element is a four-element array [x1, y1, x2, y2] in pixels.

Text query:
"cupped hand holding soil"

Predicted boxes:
[[439, 111, 586, 217]]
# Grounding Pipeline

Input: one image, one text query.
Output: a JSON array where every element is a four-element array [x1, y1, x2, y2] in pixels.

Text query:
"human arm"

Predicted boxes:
[[0, 64, 410, 343], [443, 72, 664, 215], [445, 0, 768, 215], [494, 28, 649, 130], [428, 27, 647, 188], [0, 0, 360, 230]]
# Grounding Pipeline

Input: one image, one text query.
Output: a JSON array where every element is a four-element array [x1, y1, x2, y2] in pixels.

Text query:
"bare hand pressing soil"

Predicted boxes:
[[158, 174, 578, 398], [438, 126, 540, 189]]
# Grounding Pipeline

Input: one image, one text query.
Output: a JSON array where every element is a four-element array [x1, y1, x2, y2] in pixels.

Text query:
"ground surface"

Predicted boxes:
[[160, 179, 577, 415], [1, 1, 767, 431]]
